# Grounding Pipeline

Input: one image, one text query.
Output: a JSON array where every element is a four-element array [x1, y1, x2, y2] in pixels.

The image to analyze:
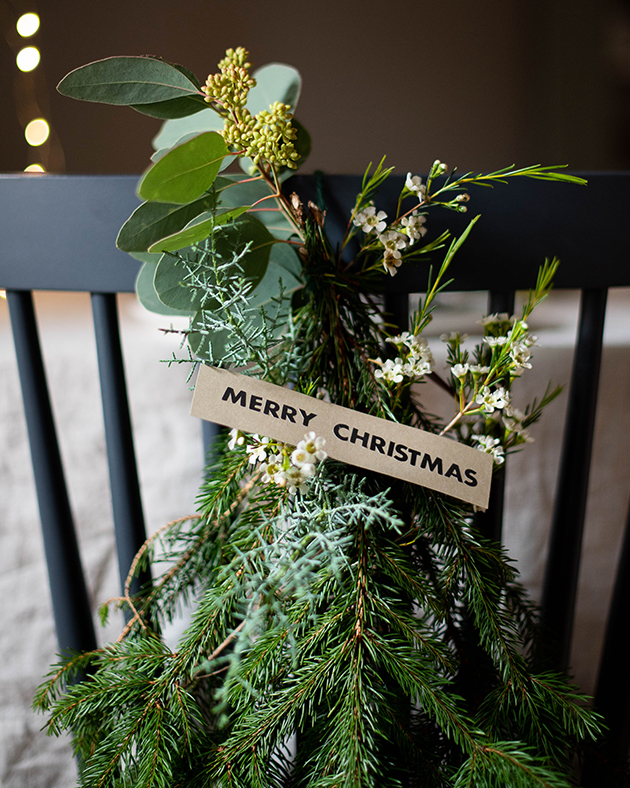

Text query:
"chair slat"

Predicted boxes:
[[487, 290, 515, 318], [384, 292, 410, 334], [541, 287, 608, 669], [475, 291, 516, 544], [582, 499, 630, 780], [6, 290, 96, 654], [202, 420, 222, 465], [91, 293, 151, 598]]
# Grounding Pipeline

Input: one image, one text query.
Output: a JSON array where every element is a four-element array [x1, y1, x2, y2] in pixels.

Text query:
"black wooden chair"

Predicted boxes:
[[1, 172, 629, 781]]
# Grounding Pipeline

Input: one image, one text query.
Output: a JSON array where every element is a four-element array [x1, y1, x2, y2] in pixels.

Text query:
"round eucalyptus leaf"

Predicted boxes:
[[248, 63, 302, 115], [152, 107, 224, 151], [148, 206, 249, 254], [153, 214, 274, 311], [138, 132, 228, 204], [130, 95, 207, 119], [187, 312, 229, 362], [135, 260, 194, 316], [117, 194, 217, 253]]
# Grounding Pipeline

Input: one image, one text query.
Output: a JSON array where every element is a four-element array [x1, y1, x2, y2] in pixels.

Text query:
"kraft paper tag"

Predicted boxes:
[[191, 365, 492, 509]]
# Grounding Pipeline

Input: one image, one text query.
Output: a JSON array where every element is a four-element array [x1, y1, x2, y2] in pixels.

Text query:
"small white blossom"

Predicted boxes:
[[480, 313, 514, 327], [383, 249, 403, 276], [380, 230, 408, 276], [379, 229, 408, 252], [386, 332, 424, 352], [261, 454, 284, 484], [476, 386, 510, 414], [228, 428, 245, 451], [451, 363, 469, 379], [440, 332, 469, 343], [471, 434, 505, 465], [298, 431, 327, 461], [376, 335, 434, 381], [259, 433, 326, 495], [374, 357, 405, 383], [483, 336, 509, 348], [405, 173, 427, 200], [509, 340, 533, 370], [353, 205, 387, 235], [468, 364, 490, 376], [246, 435, 270, 464], [403, 356, 433, 378], [504, 417, 534, 442], [400, 211, 428, 242], [503, 407, 533, 442], [290, 447, 314, 467], [278, 465, 313, 495]]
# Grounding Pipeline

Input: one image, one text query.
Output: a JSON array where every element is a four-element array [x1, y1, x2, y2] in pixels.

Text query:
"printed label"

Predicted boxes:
[[191, 365, 492, 508]]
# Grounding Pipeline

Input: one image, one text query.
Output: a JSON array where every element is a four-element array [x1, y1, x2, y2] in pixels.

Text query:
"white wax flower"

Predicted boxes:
[[476, 386, 510, 414], [383, 249, 403, 276], [374, 358, 405, 383], [480, 313, 514, 326], [405, 173, 427, 200], [400, 211, 428, 241], [483, 336, 509, 347], [471, 434, 505, 464], [228, 428, 245, 450], [353, 205, 387, 234], [298, 432, 327, 461], [246, 435, 270, 464]]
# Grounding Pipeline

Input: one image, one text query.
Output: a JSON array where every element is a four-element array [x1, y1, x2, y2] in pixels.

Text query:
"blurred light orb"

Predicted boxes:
[[24, 163, 45, 172], [25, 118, 49, 146], [16, 46, 40, 72], [16, 13, 40, 37]]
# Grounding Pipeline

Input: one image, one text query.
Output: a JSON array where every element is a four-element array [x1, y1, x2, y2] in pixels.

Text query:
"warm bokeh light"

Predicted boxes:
[[16, 46, 40, 72], [16, 13, 40, 37], [24, 163, 45, 172], [0, 290, 6, 299], [25, 118, 49, 146]]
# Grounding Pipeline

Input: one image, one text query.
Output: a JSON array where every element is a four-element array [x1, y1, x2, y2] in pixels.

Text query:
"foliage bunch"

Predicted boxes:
[[38, 48, 605, 787]]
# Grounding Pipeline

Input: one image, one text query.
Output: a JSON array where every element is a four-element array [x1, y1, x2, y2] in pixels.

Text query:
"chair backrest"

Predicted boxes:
[[1, 172, 629, 774], [1, 175, 148, 660]]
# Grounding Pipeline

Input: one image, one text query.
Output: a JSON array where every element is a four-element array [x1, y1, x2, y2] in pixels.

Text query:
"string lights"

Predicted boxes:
[[2, 2, 65, 173]]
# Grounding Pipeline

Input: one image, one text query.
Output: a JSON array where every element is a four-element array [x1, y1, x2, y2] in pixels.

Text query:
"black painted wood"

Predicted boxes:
[[6, 289, 96, 655], [3, 174, 630, 293], [478, 291, 516, 545], [582, 498, 630, 782], [91, 292, 151, 598], [541, 288, 608, 670], [202, 419, 222, 464], [0, 175, 140, 292], [383, 292, 409, 334], [287, 173, 630, 291]]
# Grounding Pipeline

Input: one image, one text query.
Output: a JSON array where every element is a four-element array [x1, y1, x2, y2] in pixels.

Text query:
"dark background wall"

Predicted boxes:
[[2, 0, 629, 176]]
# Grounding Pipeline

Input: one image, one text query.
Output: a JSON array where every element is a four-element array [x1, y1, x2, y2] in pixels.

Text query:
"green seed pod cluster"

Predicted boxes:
[[204, 48, 301, 171], [245, 101, 300, 168], [203, 46, 256, 110]]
